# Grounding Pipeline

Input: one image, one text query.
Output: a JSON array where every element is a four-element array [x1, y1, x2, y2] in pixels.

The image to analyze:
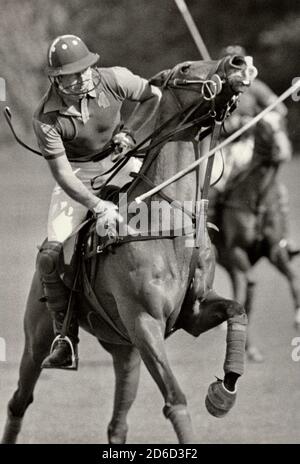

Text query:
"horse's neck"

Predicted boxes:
[[146, 93, 199, 202], [145, 140, 197, 203]]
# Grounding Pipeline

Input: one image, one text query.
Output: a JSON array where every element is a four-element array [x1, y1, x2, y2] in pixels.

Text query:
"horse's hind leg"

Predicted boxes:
[[179, 290, 247, 417], [99, 341, 141, 444], [269, 244, 300, 329], [2, 272, 53, 444], [128, 312, 194, 443]]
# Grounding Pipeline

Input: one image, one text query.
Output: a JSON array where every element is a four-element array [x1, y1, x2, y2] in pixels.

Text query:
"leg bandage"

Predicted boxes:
[[223, 313, 248, 376]]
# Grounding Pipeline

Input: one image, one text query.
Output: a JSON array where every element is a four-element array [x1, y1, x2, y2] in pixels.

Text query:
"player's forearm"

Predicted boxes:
[[55, 171, 100, 210]]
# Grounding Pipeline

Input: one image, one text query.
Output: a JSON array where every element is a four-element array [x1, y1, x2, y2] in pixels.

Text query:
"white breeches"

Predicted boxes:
[[47, 157, 142, 243]]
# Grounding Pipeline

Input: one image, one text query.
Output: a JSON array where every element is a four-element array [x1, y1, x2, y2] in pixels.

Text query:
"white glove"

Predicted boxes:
[[93, 200, 123, 238], [111, 131, 136, 162]]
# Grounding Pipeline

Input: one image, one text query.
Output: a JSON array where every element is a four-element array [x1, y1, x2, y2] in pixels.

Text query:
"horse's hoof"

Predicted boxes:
[[205, 380, 236, 418], [107, 423, 128, 444], [247, 346, 264, 363]]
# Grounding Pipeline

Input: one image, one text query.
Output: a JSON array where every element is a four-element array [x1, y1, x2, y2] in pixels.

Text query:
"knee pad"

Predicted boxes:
[[36, 241, 62, 283]]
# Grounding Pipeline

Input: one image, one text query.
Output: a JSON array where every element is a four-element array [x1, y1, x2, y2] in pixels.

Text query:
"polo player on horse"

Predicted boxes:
[[208, 44, 299, 257], [33, 35, 161, 370]]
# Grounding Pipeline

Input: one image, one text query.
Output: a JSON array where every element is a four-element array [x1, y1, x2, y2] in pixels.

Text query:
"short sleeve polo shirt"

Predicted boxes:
[[33, 67, 150, 161]]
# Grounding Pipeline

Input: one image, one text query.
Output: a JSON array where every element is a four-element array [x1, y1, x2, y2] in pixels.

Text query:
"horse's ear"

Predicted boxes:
[[148, 69, 171, 87]]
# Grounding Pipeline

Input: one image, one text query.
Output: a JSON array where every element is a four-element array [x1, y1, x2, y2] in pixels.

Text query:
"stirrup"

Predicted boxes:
[[49, 335, 78, 370]]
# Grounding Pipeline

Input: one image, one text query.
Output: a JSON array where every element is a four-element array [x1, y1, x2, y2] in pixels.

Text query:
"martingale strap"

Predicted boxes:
[[83, 225, 195, 261], [201, 120, 223, 200]]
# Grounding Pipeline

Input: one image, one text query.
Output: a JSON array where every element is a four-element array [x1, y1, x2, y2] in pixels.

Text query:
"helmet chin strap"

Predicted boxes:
[[49, 67, 102, 97]]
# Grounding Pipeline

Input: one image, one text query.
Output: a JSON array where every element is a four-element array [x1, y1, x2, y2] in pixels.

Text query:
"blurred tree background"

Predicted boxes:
[[0, 0, 299, 148]]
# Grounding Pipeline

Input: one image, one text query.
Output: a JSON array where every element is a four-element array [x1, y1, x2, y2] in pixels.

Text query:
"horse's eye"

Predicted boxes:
[[181, 64, 191, 74]]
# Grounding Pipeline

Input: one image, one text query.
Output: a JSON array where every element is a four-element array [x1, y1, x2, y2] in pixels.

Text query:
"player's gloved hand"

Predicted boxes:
[[111, 131, 136, 162], [93, 199, 123, 238]]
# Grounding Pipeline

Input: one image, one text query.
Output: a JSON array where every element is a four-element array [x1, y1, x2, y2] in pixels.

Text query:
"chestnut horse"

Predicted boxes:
[[2, 56, 255, 444]]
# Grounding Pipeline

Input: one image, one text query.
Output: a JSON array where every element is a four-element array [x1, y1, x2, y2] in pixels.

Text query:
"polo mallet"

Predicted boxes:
[[174, 0, 211, 60]]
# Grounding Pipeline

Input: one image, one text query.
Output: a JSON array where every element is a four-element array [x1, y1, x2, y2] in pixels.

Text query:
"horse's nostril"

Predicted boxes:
[[181, 64, 191, 74]]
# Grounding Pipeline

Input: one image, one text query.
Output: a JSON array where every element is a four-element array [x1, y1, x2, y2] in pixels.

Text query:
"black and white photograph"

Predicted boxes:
[[0, 0, 299, 447]]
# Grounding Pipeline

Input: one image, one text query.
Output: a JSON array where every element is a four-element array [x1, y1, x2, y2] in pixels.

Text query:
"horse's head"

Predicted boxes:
[[149, 55, 258, 131], [254, 111, 292, 165]]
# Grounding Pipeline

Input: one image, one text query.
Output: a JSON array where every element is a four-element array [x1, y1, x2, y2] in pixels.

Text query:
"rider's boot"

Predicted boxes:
[[36, 241, 79, 370], [41, 310, 79, 370], [278, 184, 300, 259]]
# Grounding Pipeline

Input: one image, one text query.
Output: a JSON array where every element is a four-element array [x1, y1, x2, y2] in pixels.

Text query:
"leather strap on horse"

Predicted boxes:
[[60, 267, 80, 339], [194, 121, 223, 248], [201, 120, 224, 200]]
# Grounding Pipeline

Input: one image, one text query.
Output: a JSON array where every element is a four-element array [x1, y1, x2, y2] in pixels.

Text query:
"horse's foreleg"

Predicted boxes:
[[100, 341, 141, 444], [180, 291, 247, 417], [130, 313, 194, 444], [2, 349, 42, 444], [199, 291, 247, 379], [269, 245, 300, 328], [1, 272, 52, 444], [203, 293, 247, 417]]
